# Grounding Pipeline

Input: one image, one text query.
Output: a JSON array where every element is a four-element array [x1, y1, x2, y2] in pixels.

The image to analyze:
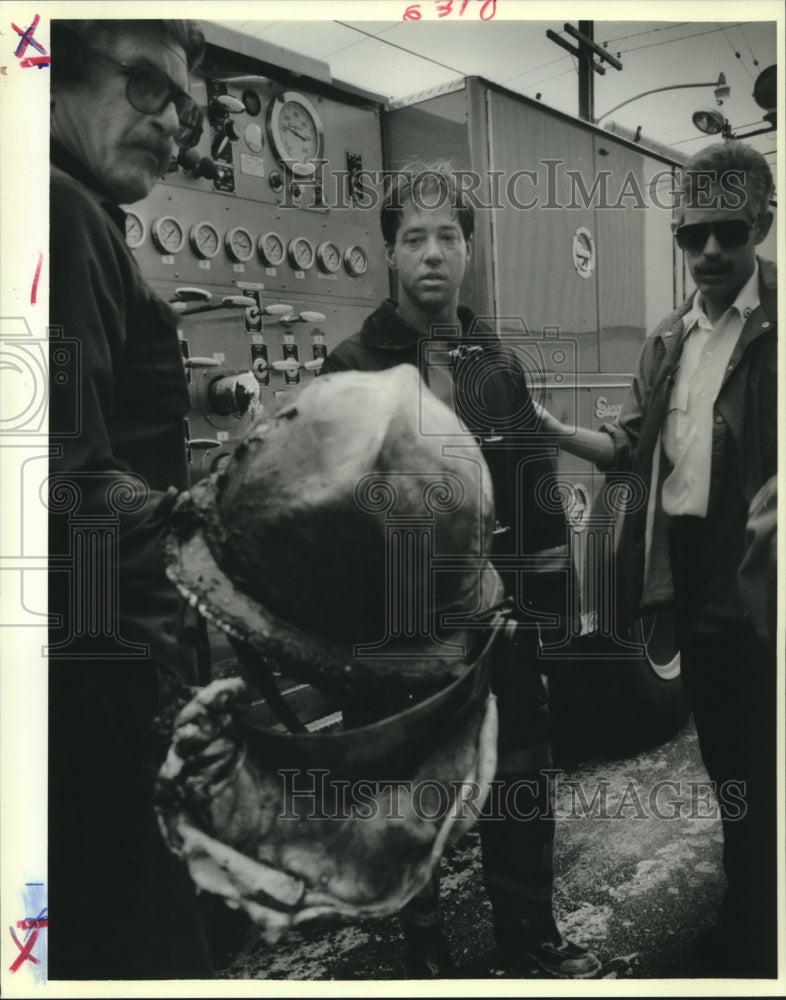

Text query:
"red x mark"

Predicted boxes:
[[8, 919, 47, 973], [12, 14, 46, 57]]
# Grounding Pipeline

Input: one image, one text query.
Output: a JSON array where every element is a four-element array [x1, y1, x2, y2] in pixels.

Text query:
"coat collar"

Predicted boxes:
[[50, 138, 127, 234], [656, 256, 777, 345], [359, 300, 479, 350]]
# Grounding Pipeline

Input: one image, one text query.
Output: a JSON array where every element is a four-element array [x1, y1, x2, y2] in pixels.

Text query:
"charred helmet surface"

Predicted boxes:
[[157, 366, 510, 940]]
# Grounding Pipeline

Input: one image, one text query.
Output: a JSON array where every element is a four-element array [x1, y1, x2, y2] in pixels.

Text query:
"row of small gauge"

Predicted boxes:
[[125, 211, 369, 276]]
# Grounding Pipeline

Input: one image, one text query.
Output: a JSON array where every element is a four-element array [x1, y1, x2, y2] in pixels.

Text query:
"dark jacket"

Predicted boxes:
[[599, 258, 778, 634], [49, 142, 195, 675], [323, 300, 571, 621]]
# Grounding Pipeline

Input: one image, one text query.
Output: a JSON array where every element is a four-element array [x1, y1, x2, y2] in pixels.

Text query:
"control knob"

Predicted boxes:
[[208, 372, 261, 417]]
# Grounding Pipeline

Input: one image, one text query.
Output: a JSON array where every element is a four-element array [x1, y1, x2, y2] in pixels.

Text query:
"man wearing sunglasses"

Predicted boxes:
[[49, 20, 214, 979], [535, 141, 777, 978]]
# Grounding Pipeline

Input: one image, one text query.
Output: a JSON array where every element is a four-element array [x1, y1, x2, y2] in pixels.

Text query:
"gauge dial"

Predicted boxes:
[[287, 236, 315, 271], [225, 226, 254, 263], [343, 244, 368, 277], [258, 231, 285, 267], [316, 241, 342, 274], [189, 221, 220, 260], [151, 216, 184, 254], [267, 91, 324, 177], [125, 211, 146, 249]]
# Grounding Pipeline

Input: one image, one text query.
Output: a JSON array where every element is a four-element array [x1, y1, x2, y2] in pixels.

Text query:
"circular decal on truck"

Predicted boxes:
[[572, 227, 595, 279]]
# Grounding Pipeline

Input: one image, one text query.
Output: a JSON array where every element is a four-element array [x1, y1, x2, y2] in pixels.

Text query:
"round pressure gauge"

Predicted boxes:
[[225, 226, 255, 263], [316, 241, 342, 274], [343, 244, 368, 277], [189, 221, 220, 260], [267, 91, 324, 177], [151, 216, 184, 254], [125, 211, 146, 249], [258, 231, 285, 268], [287, 236, 315, 271]]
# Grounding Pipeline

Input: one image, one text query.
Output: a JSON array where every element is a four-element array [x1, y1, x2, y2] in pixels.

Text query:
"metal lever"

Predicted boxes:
[[246, 302, 294, 324], [172, 287, 212, 302], [188, 438, 222, 450], [175, 296, 257, 318], [170, 287, 212, 312], [271, 358, 302, 374], [212, 94, 245, 115], [222, 295, 257, 308], [177, 149, 218, 180], [279, 310, 327, 327], [184, 357, 221, 369]]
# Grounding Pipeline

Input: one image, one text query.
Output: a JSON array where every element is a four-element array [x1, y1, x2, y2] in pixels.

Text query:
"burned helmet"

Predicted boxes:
[[157, 365, 511, 941]]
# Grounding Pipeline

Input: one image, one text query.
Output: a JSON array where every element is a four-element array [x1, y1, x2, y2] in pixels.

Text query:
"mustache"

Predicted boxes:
[[693, 263, 733, 276], [137, 141, 173, 170]]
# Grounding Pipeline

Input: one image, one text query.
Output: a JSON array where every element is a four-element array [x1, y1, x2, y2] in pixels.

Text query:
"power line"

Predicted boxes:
[[738, 25, 762, 68], [616, 21, 750, 56], [502, 22, 698, 85], [719, 24, 756, 81], [321, 21, 401, 59], [515, 22, 757, 91], [333, 20, 467, 79], [501, 54, 576, 86], [602, 22, 690, 44], [518, 65, 578, 92], [506, 23, 713, 85], [326, 19, 767, 103]]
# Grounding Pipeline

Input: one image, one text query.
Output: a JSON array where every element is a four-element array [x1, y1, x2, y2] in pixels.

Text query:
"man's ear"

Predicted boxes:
[[465, 236, 472, 266], [754, 210, 774, 245], [384, 242, 397, 269]]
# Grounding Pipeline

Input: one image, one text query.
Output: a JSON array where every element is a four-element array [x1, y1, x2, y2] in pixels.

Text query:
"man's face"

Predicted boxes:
[[677, 191, 772, 311], [386, 201, 471, 317], [52, 27, 189, 204]]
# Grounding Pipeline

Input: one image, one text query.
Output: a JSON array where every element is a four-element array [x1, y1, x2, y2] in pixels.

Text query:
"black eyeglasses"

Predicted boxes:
[[90, 48, 203, 149], [673, 219, 755, 252]]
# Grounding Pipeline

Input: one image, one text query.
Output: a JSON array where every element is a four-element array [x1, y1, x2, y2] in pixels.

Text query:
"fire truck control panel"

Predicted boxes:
[[125, 23, 389, 482]]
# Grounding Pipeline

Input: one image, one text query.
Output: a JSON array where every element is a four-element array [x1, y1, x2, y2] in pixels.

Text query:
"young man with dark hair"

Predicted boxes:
[[322, 161, 601, 979]]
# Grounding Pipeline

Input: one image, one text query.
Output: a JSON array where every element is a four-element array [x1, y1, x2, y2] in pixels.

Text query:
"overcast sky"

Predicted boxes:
[[218, 12, 778, 173]]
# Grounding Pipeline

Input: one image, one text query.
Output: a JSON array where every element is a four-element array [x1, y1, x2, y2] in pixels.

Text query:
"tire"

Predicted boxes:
[[546, 603, 691, 761]]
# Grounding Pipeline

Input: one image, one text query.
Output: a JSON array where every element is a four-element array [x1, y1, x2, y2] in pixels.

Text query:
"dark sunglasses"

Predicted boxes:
[[91, 48, 203, 149], [673, 219, 755, 252]]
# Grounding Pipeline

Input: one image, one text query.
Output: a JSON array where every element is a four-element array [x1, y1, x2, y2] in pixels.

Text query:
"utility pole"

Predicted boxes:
[[577, 21, 596, 123], [546, 22, 623, 122]]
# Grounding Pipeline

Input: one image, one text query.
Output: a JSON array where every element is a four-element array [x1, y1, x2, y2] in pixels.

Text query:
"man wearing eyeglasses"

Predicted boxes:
[[535, 141, 777, 978], [48, 20, 214, 979]]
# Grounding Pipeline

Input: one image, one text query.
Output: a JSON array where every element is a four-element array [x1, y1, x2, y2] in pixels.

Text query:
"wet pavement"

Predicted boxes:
[[219, 717, 752, 984]]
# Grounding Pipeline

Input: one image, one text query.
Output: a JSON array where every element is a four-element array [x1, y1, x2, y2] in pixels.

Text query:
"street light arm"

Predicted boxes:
[[594, 79, 725, 124]]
